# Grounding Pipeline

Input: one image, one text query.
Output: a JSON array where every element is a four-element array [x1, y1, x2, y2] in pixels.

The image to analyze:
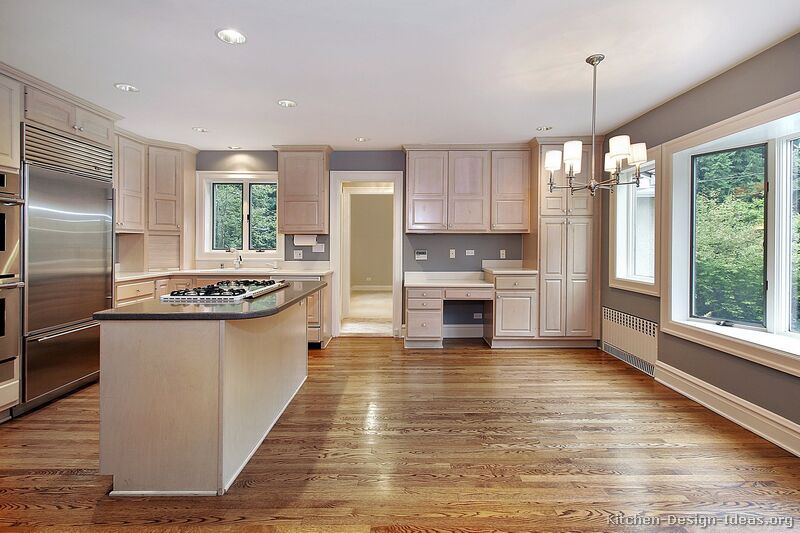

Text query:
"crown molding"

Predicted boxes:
[[115, 127, 198, 154], [273, 145, 333, 153], [402, 143, 529, 151]]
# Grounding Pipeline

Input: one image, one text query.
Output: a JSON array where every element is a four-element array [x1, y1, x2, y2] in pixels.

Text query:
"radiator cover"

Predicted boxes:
[[601, 307, 658, 376]]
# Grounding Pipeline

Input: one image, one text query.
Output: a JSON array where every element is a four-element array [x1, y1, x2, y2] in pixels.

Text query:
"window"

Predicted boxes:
[[691, 144, 767, 326], [196, 172, 282, 260], [615, 161, 656, 283], [792, 138, 800, 332], [609, 147, 660, 295]]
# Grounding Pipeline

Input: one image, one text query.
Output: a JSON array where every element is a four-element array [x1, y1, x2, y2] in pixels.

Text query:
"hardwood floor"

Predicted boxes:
[[0, 338, 798, 531]]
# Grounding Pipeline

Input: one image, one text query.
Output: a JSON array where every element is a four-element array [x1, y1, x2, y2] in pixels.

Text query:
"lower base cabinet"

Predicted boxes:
[[494, 291, 537, 337], [406, 309, 443, 339]]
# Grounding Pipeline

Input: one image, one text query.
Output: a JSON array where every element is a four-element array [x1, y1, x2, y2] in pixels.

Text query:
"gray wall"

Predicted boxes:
[[404, 234, 522, 272], [601, 32, 800, 423], [331, 150, 405, 171]]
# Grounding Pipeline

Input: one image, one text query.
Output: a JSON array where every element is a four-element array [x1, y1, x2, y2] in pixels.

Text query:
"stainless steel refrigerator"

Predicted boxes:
[[13, 125, 113, 415]]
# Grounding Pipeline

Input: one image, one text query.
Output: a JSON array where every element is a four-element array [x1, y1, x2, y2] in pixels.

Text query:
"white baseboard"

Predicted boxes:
[[443, 324, 484, 338], [655, 361, 800, 457]]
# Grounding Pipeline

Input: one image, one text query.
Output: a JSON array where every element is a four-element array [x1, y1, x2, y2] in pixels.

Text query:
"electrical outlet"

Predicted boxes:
[[500, 249, 506, 259], [449, 249, 456, 259], [473, 312, 483, 319], [312, 243, 325, 253], [293, 249, 303, 260], [465, 249, 475, 256]]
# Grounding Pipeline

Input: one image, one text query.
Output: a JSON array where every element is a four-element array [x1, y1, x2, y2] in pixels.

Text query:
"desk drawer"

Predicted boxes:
[[495, 275, 537, 290], [444, 288, 494, 300], [116, 280, 155, 301], [406, 288, 443, 299], [406, 310, 442, 339], [407, 298, 442, 310]]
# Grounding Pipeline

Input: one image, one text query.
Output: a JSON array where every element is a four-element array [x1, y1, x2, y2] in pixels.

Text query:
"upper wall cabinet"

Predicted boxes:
[[405, 147, 530, 234], [25, 86, 114, 147], [0, 74, 22, 171], [491, 151, 530, 232], [538, 143, 594, 217], [277, 147, 331, 235], [148, 146, 182, 233], [116, 135, 147, 233], [448, 151, 490, 231], [407, 151, 448, 231]]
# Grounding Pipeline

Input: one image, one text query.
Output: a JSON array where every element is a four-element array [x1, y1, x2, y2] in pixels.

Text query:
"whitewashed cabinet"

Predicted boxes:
[[495, 291, 537, 337], [538, 216, 594, 337], [25, 86, 114, 147], [277, 149, 330, 234], [491, 150, 530, 232], [406, 151, 448, 231], [448, 150, 490, 231], [0, 74, 21, 171], [116, 135, 146, 232], [148, 146, 182, 232], [538, 144, 593, 217]]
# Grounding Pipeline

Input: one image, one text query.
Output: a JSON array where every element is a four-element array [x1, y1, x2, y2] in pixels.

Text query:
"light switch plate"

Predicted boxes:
[[473, 312, 483, 319], [500, 249, 506, 259], [293, 250, 303, 260], [465, 249, 475, 256], [449, 249, 456, 259], [312, 243, 325, 253]]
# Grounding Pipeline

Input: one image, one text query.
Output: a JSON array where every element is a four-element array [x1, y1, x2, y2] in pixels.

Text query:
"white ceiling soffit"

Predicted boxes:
[[1, 0, 798, 150]]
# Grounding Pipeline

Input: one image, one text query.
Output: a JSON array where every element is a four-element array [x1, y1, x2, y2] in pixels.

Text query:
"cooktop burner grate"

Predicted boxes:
[[160, 279, 291, 303]]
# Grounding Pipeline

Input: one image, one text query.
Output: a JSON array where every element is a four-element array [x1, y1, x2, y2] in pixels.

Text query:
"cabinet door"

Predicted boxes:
[[169, 278, 194, 292], [278, 151, 328, 234], [75, 107, 114, 146], [495, 291, 537, 337], [148, 146, 182, 232], [116, 136, 146, 232], [491, 150, 529, 232], [154, 278, 170, 298], [448, 150, 490, 231], [25, 86, 76, 133], [306, 290, 321, 325], [539, 217, 566, 336], [406, 151, 448, 231], [0, 74, 21, 170], [539, 145, 593, 216], [566, 216, 593, 337]]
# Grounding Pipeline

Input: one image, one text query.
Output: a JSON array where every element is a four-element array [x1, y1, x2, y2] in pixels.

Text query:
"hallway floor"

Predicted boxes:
[[340, 289, 392, 336], [0, 338, 798, 530]]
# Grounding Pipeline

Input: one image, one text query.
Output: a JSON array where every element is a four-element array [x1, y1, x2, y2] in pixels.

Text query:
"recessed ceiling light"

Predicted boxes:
[[277, 99, 297, 108], [355, 137, 370, 142], [537, 126, 553, 131], [192, 127, 209, 133], [216, 28, 247, 45], [228, 146, 241, 150], [114, 83, 139, 92]]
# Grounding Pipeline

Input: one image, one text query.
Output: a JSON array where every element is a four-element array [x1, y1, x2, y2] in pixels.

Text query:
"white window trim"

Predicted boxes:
[[609, 145, 662, 296], [661, 90, 800, 377], [195, 171, 284, 261]]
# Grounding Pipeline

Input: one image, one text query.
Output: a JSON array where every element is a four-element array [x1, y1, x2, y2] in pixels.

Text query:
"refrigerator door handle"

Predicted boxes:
[[36, 322, 100, 343], [0, 198, 24, 206]]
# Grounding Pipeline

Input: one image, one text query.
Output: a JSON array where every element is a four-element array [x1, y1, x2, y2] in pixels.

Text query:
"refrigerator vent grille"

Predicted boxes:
[[23, 125, 113, 180]]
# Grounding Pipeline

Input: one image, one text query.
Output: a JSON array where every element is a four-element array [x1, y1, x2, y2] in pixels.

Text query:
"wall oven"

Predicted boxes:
[[0, 170, 23, 416]]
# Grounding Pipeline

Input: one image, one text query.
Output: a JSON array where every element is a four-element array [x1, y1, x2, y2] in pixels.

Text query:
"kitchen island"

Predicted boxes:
[[94, 280, 326, 496]]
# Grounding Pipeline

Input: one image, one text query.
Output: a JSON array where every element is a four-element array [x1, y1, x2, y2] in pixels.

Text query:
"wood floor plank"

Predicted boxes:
[[0, 337, 797, 531]]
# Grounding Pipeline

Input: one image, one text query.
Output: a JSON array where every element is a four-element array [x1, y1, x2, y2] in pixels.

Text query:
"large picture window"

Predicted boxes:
[[691, 144, 768, 326], [197, 172, 282, 260]]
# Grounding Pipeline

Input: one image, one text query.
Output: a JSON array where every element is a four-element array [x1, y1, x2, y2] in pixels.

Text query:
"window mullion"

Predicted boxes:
[[772, 137, 792, 334]]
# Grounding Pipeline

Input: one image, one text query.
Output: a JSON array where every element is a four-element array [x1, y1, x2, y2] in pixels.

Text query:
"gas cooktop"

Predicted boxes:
[[160, 279, 291, 303]]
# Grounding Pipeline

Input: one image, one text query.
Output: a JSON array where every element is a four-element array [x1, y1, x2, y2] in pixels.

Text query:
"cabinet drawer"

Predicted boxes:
[[307, 327, 321, 343], [495, 275, 537, 290], [307, 292, 321, 325], [116, 280, 155, 300], [444, 288, 494, 300], [407, 298, 442, 310], [406, 288, 442, 299], [406, 310, 442, 339], [116, 296, 153, 307], [0, 379, 19, 410]]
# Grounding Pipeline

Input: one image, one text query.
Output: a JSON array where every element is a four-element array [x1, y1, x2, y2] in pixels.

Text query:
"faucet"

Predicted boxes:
[[228, 248, 243, 270]]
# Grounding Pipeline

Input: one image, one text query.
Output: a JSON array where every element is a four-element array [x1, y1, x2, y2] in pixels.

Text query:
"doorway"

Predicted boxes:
[[330, 171, 403, 338]]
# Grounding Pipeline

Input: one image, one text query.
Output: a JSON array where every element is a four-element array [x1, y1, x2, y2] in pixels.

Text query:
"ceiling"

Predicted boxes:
[[1, 0, 799, 150]]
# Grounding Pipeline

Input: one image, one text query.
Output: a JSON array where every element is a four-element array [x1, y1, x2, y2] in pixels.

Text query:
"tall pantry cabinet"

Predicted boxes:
[[531, 138, 601, 339]]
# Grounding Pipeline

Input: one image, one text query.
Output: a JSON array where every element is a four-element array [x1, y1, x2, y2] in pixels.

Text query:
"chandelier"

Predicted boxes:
[[545, 54, 647, 196]]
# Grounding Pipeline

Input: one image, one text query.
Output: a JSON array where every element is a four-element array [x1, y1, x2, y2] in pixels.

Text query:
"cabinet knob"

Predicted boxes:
[[72, 125, 78, 130], [78, 126, 85, 132], [422, 302, 427, 306], [514, 282, 519, 286], [466, 292, 471, 296], [422, 292, 427, 296], [421, 322, 427, 327]]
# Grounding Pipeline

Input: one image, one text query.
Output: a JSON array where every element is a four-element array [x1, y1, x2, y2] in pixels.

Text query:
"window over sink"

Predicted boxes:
[[197, 171, 283, 261]]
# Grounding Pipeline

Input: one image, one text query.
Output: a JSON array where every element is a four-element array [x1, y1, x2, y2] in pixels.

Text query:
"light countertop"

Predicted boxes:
[[403, 271, 494, 289], [116, 267, 333, 283]]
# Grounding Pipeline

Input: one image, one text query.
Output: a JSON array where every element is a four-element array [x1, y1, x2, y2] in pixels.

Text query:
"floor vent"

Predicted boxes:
[[601, 307, 658, 377]]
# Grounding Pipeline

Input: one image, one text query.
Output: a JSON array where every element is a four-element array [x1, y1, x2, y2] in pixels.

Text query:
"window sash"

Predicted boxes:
[[689, 143, 769, 328], [211, 182, 243, 251], [248, 182, 278, 251]]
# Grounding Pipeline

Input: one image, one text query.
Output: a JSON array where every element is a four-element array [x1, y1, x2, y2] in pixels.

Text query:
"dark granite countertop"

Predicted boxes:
[[94, 280, 326, 321]]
